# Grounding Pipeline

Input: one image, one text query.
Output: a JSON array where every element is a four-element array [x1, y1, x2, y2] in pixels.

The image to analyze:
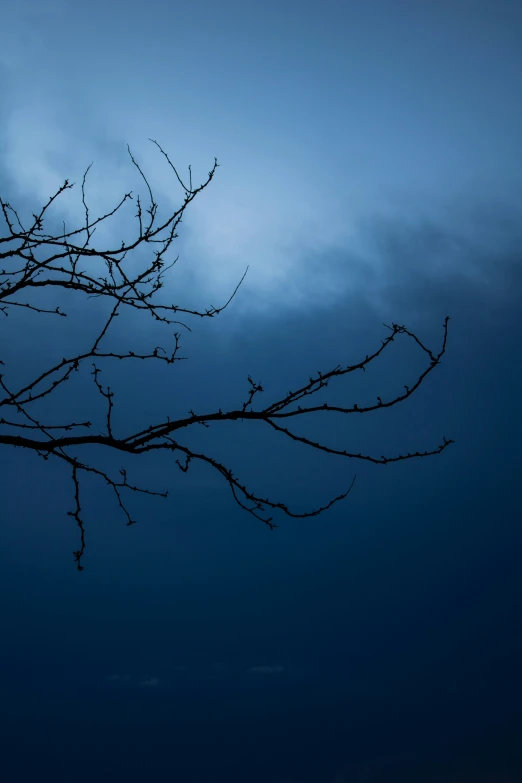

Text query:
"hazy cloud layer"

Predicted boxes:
[[2, 1, 521, 316]]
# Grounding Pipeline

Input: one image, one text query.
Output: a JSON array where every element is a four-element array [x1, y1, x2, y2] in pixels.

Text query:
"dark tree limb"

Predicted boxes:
[[0, 141, 453, 569]]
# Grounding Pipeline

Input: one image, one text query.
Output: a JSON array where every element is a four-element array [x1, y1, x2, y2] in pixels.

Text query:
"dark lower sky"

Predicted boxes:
[[2, 241, 521, 781], [1, 2, 522, 781]]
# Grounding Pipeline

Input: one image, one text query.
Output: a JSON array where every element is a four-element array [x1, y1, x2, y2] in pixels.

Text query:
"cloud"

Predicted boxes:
[[1, 0, 521, 329], [248, 665, 285, 674], [139, 676, 160, 687], [2, 77, 520, 327], [107, 674, 161, 687]]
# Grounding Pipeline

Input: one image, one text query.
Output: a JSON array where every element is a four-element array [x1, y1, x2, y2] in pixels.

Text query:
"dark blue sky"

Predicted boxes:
[[1, 2, 522, 781]]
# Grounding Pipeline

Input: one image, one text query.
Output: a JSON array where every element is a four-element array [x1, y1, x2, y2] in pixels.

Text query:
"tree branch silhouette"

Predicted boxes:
[[0, 140, 454, 569]]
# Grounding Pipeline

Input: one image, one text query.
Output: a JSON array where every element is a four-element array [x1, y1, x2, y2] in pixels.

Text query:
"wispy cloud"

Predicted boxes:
[[107, 673, 161, 687], [139, 676, 160, 687], [248, 665, 285, 675]]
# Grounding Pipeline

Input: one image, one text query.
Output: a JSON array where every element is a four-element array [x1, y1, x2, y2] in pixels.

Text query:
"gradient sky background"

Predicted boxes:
[[1, 1, 522, 781]]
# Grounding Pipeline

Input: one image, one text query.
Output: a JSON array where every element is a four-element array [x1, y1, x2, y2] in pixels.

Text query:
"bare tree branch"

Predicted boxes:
[[0, 140, 454, 570]]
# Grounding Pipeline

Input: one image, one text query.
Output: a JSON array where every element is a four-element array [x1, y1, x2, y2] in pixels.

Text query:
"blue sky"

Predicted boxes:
[[1, 1, 522, 781]]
